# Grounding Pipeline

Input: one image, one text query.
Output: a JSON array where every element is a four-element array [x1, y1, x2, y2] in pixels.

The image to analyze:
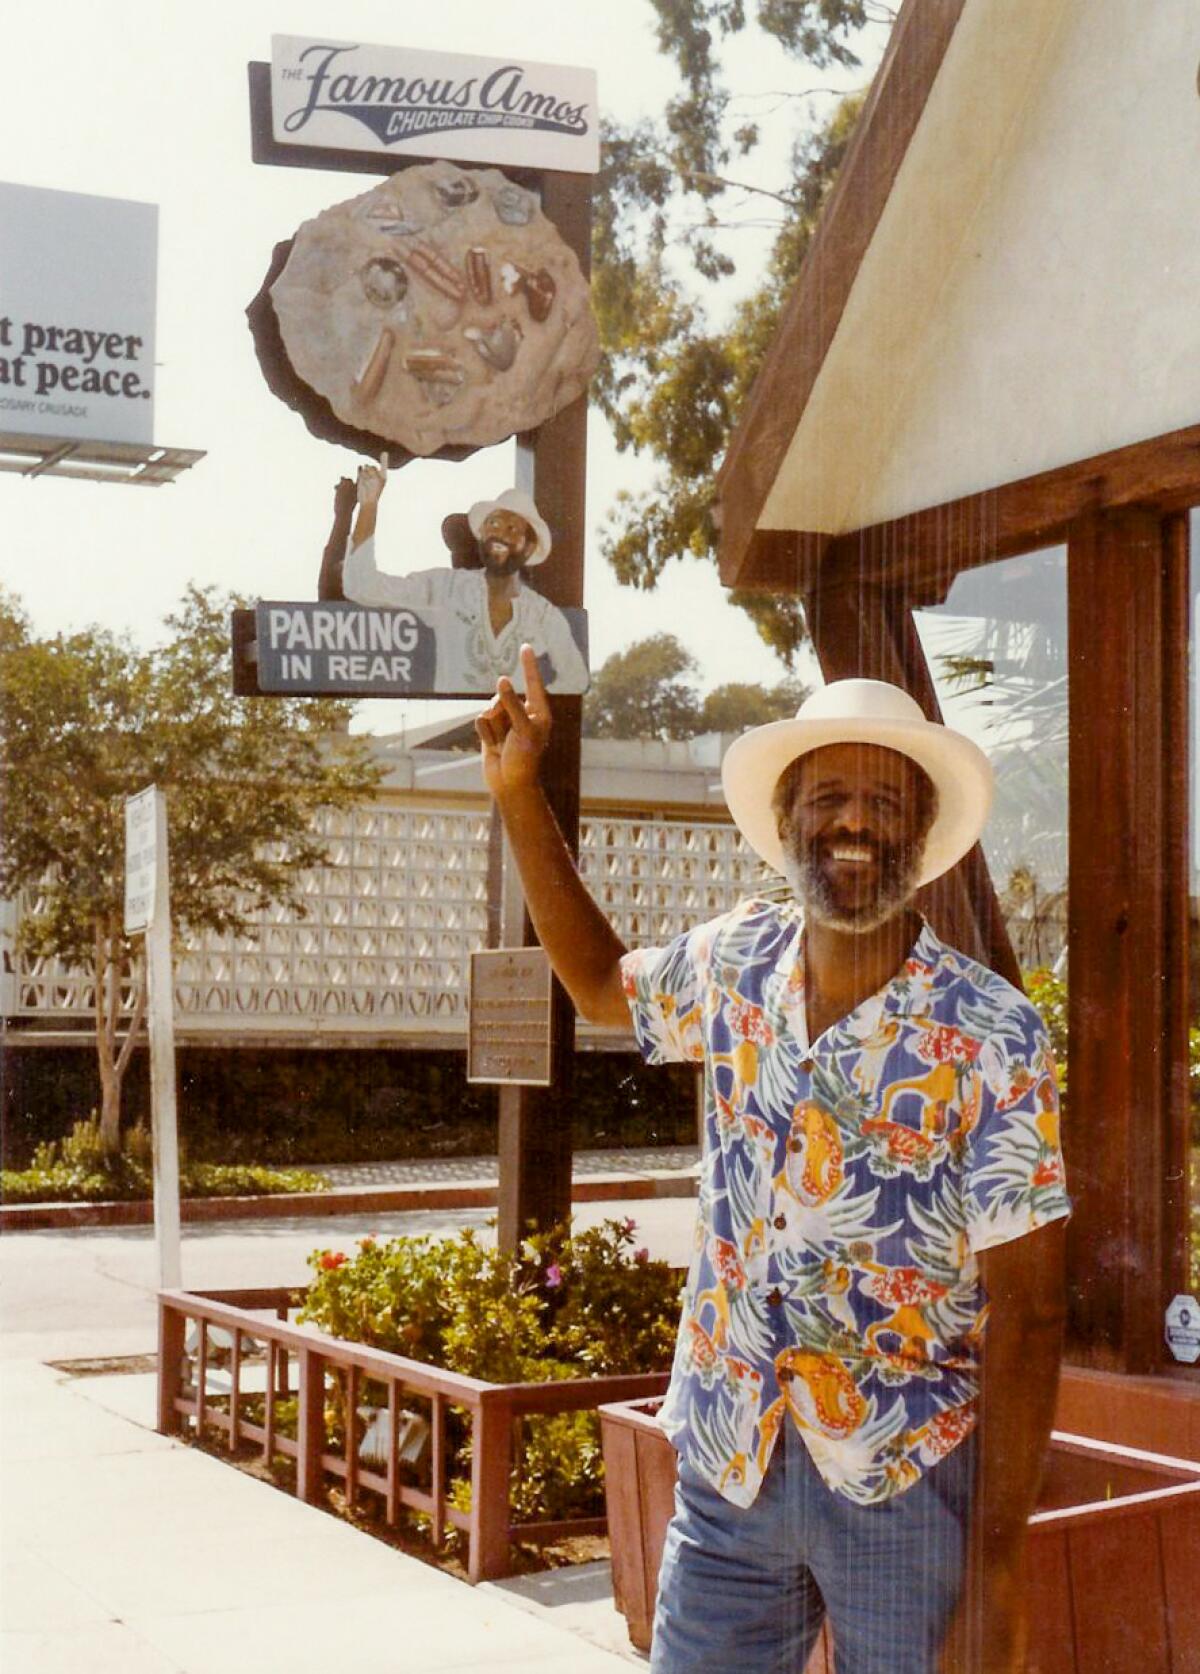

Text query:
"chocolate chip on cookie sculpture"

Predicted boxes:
[[269, 162, 600, 456]]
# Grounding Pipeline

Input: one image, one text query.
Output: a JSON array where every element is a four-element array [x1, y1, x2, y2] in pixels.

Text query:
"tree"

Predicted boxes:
[[583, 633, 701, 740], [699, 676, 809, 732], [0, 586, 382, 1152], [582, 633, 808, 739], [592, 2, 892, 662]]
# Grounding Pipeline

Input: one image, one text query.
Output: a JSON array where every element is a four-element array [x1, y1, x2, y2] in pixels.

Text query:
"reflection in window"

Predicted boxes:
[[913, 547, 1068, 972], [1188, 513, 1199, 1294], [1191, 510, 1200, 936]]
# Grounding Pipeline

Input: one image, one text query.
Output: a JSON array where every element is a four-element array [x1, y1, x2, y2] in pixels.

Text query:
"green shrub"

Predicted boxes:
[[299, 1219, 680, 1535], [1025, 967, 1069, 1106], [0, 1116, 328, 1204], [1026, 965, 1200, 1119]]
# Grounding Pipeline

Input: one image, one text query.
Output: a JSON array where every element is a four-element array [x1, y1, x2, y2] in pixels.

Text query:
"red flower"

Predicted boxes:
[[926, 1405, 976, 1456], [1032, 1157, 1063, 1188], [634, 1247, 650, 1265], [916, 1024, 980, 1065], [319, 1251, 348, 1271], [728, 1001, 774, 1046], [862, 1266, 946, 1307], [708, 1236, 746, 1290]]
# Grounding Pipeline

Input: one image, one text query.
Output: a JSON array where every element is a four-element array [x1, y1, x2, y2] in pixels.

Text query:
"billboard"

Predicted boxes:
[[0, 182, 157, 446], [271, 36, 599, 173]]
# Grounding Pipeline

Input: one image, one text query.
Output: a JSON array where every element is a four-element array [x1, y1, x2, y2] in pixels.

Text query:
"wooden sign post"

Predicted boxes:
[[124, 786, 182, 1290]]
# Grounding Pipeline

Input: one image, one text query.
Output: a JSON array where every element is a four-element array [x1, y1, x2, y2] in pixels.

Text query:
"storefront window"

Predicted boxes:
[[1191, 511, 1200, 946], [912, 546, 1069, 973]]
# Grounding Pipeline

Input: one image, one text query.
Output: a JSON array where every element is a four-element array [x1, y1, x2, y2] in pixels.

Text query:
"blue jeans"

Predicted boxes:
[[650, 1422, 974, 1674]]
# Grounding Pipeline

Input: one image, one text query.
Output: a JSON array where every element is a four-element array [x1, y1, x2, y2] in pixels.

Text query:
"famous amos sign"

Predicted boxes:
[[271, 37, 599, 173]]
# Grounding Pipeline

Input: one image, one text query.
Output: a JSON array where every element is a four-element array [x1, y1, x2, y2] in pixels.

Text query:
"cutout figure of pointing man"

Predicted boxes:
[[339, 453, 588, 694]]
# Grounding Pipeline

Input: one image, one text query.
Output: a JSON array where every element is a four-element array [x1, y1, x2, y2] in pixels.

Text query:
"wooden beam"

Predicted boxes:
[[718, 529, 830, 594], [1063, 509, 1190, 1372], [818, 423, 1200, 606], [716, 0, 966, 587], [1160, 513, 1192, 1312], [802, 582, 1021, 985]]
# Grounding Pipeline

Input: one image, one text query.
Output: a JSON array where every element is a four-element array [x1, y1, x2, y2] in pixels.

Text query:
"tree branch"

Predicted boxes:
[[728, 85, 861, 105], [105, 915, 120, 1057], [93, 918, 109, 1061], [114, 953, 146, 1081], [674, 168, 797, 206]]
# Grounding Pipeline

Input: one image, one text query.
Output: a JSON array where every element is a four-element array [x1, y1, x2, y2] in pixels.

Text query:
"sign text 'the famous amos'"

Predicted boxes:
[[271, 37, 599, 173]]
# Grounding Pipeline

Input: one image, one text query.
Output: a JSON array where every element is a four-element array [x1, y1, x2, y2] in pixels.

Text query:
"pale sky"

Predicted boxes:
[[0, 0, 886, 735]]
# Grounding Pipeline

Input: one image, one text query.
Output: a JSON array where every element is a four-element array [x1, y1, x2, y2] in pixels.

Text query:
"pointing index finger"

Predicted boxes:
[[520, 644, 550, 720]]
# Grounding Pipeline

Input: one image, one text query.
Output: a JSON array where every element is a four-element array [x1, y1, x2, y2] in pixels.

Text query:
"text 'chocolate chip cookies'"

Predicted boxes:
[[269, 162, 601, 456]]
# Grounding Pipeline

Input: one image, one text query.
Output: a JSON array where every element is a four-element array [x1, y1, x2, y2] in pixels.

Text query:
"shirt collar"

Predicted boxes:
[[792, 912, 948, 1041]]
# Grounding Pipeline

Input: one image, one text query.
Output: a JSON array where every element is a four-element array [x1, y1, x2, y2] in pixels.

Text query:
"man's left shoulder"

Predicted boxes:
[[926, 935, 1049, 1042]]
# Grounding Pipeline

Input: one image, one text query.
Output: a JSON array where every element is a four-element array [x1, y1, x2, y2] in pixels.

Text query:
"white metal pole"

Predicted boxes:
[[144, 788, 182, 1290]]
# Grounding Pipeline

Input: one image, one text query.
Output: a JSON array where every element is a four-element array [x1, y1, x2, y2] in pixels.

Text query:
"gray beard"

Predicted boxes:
[[780, 839, 925, 935]]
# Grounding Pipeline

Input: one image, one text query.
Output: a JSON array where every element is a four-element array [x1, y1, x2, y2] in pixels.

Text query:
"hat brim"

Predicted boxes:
[[720, 715, 994, 888]]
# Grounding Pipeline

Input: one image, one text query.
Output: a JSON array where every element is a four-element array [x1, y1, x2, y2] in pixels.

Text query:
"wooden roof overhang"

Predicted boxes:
[[715, 0, 1200, 597]]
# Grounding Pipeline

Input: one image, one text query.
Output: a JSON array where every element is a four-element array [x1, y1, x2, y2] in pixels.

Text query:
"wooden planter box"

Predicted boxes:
[[158, 1286, 669, 1583], [600, 1398, 1200, 1672]]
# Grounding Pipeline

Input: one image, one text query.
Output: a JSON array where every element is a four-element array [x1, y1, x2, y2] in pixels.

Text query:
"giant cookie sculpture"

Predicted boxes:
[[270, 162, 599, 457]]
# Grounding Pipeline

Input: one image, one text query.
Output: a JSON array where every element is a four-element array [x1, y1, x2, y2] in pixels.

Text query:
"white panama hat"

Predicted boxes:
[[720, 678, 994, 888], [467, 488, 552, 566]]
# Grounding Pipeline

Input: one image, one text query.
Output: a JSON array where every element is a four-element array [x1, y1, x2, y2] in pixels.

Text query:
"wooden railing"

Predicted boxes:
[[157, 1286, 669, 1583]]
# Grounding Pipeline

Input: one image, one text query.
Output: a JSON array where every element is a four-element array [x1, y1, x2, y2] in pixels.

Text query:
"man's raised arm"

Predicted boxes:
[[476, 644, 633, 1029]]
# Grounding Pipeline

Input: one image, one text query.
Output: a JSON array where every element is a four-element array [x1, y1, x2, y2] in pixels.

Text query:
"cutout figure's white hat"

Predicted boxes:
[[720, 678, 994, 887], [467, 489, 551, 565]]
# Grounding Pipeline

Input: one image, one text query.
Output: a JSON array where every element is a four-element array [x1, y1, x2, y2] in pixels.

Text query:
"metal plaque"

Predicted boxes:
[[467, 948, 553, 1086]]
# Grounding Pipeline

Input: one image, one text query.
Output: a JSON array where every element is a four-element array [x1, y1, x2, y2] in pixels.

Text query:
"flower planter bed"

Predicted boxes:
[[158, 1285, 669, 1583], [599, 1397, 1200, 1672]]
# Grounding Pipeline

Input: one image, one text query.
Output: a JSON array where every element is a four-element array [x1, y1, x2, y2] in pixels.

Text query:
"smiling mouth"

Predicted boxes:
[[826, 844, 877, 866]]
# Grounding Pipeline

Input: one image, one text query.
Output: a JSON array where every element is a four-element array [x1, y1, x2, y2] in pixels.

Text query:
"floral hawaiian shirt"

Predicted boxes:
[[620, 899, 1071, 1509]]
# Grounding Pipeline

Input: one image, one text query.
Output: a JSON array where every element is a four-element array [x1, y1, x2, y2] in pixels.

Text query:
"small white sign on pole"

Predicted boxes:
[[1165, 1294, 1200, 1365], [124, 786, 157, 935], [124, 786, 182, 1291]]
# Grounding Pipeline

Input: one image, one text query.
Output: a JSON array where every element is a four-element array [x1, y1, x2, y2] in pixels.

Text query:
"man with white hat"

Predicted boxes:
[[478, 648, 1069, 1674], [342, 458, 588, 692]]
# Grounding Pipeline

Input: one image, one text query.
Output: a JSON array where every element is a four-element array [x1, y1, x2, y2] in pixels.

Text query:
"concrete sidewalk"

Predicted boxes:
[[0, 1355, 645, 1673]]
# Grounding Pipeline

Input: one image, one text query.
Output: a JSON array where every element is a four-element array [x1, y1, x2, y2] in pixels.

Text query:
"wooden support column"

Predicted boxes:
[[1064, 508, 1190, 1370], [494, 170, 590, 1251], [156, 1300, 185, 1436], [468, 1394, 514, 1583], [296, 1346, 328, 1505], [803, 579, 1021, 985]]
